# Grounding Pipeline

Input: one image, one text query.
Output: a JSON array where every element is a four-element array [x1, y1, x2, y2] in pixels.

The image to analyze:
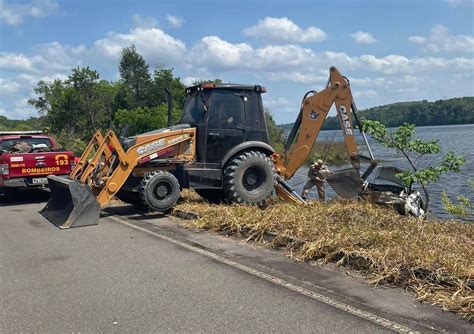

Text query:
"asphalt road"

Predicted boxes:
[[0, 191, 470, 333]]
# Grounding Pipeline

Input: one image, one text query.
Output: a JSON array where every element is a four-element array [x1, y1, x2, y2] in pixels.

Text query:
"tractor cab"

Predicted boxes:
[[182, 83, 269, 163]]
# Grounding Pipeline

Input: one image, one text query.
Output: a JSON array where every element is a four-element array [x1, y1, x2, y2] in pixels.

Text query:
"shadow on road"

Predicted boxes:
[[0, 189, 50, 207], [103, 204, 166, 220]]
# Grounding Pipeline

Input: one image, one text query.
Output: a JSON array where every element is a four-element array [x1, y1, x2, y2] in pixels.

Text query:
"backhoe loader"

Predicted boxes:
[[41, 66, 423, 228]]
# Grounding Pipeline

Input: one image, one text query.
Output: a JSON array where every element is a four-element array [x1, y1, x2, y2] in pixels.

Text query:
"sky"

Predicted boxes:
[[0, 0, 473, 124]]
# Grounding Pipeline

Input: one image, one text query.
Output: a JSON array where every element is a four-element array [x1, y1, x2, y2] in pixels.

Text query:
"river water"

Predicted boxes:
[[287, 124, 474, 219]]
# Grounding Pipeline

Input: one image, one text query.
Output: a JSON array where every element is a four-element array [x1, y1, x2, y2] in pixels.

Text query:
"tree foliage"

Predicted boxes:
[[25, 45, 187, 150], [28, 67, 121, 150], [151, 68, 187, 109], [441, 179, 473, 220], [360, 98, 474, 127], [114, 105, 181, 136], [119, 45, 152, 109], [0, 116, 43, 131], [363, 120, 465, 211], [265, 110, 285, 152]]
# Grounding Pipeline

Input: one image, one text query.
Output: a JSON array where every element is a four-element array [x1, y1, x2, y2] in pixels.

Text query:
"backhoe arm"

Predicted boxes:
[[273, 66, 362, 180]]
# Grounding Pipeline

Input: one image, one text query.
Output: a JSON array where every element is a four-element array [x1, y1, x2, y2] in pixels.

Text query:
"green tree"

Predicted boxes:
[[114, 105, 181, 136], [278, 97, 474, 131], [151, 68, 187, 111], [191, 78, 223, 85], [265, 110, 285, 152], [28, 66, 119, 152], [363, 120, 465, 211], [119, 45, 152, 109], [441, 179, 473, 220], [67, 66, 106, 130], [29, 78, 83, 135]]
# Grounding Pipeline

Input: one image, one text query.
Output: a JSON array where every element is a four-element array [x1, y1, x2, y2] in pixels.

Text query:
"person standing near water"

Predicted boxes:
[[301, 159, 331, 201]]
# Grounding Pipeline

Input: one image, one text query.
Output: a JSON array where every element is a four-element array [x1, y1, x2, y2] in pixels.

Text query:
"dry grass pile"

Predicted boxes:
[[175, 190, 474, 320]]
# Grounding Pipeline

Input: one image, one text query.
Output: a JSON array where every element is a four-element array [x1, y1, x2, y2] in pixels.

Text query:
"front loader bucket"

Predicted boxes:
[[41, 175, 101, 229]]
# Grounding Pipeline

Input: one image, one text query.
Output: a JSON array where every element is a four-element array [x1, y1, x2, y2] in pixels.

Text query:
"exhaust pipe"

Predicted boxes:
[[40, 175, 101, 229]]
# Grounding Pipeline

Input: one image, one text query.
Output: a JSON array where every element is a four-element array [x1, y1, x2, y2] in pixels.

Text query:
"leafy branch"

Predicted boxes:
[[363, 120, 465, 212], [441, 179, 473, 219]]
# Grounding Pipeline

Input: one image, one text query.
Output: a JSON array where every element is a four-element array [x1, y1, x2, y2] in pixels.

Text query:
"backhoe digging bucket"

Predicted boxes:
[[41, 175, 101, 229], [326, 168, 363, 199]]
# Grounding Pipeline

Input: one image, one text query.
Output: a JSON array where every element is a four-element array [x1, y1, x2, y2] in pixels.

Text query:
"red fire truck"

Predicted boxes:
[[0, 131, 75, 197]]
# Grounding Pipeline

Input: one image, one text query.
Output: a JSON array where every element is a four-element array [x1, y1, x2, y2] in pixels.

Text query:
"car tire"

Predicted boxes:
[[139, 171, 180, 212], [223, 150, 274, 205]]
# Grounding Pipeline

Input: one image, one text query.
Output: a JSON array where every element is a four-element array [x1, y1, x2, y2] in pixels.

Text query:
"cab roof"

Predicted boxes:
[[186, 83, 266, 94], [0, 131, 51, 141]]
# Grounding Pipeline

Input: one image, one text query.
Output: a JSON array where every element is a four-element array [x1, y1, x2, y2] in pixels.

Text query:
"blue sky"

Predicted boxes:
[[1, 0, 473, 124]]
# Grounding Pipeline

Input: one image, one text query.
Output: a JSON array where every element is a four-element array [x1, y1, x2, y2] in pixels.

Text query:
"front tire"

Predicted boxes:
[[223, 151, 274, 205], [139, 171, 180, 212]]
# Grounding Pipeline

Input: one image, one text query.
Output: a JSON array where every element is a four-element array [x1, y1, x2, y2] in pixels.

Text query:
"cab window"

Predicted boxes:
[[209, 90, 244, 130]]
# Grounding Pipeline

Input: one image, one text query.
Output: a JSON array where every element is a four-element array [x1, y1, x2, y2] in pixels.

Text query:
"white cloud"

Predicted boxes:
[[187, 35, 474, 97], [0, 43, 86, 75], [409, 25, 474, 53], [94, 27, 186, 65], [181, 77, 201, 86], [243, 17, 327, 43], [0, 0, 58, 26], [0, 78, 21, 96], [166, 14, 184, 28], [0, 25, 187, 119], [132, 14, 158, 29], [189, 36, 253, 71], [1, 19, 472, 121], [264, 96, 296, 114], [265, 71, 327, 84], [444, 0, 474, 6], [350, 31, 376, 44], [189, 36, 317, 73], [408, 36, 426, 44], [0, 52, 36, 72]]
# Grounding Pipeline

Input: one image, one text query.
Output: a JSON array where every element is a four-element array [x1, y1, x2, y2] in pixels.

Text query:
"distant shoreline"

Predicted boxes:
[[277, 97, 474, 130]]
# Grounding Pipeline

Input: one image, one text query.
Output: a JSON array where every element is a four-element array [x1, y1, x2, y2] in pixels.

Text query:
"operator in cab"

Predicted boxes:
[[301, 159, 331, 201]]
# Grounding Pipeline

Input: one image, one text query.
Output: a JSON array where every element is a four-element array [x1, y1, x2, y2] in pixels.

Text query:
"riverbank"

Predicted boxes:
[[174, 190, 474, 320], [305, 141, 348, 166]]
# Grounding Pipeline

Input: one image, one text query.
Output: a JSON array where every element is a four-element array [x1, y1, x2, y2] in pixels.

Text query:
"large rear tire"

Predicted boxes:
[[195, 189, 225, 203], [223, 151, 274, 205], [139, 171, 180, 212]]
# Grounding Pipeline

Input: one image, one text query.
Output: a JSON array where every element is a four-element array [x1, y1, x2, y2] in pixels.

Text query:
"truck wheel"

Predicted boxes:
[[139, 171, 180, 212], [223, 151, 274, 205], [195, 189, 225, 203]]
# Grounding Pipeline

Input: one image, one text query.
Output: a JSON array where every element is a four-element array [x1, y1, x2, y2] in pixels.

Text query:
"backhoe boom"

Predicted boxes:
[[273, 66, 369, 180]]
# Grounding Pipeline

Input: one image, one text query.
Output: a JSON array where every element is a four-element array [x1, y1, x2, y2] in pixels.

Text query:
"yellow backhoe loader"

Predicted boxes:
[[41, 67, 423, 228]]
